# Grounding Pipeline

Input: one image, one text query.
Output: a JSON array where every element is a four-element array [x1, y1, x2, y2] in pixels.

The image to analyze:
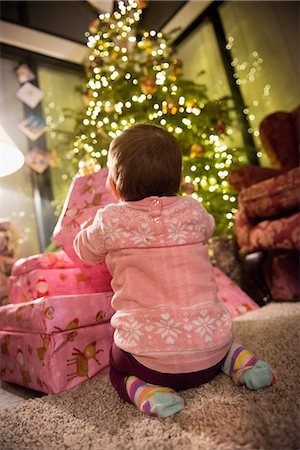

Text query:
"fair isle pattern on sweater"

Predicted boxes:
[[74, 195, 233, 373], [89, 196, 215, 251], [111, 304, 232, 352]]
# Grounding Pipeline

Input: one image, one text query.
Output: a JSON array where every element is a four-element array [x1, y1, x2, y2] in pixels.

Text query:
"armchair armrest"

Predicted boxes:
[[238, 167, 300, 219], [228, 166, 284, 191]]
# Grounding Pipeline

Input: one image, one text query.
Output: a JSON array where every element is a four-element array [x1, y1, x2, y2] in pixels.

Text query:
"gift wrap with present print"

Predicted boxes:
[[213, 267, 259, 318], [0, 291, 114, 394], [8, 251, 109, 304], [52, 168, 116, 291]]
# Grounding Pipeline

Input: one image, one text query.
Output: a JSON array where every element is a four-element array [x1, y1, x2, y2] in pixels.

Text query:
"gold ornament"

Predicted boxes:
[[190, 144, 205, 158], [137, 0, 149, 8], [166, 102, 178, 115], [172, 58, 183, 71], [186, 99, 196, 108], [183, 182, 195, 195], [141, 77, 157, 94], [88, 19, 100, 34], [143, 39, 154, 53], [168, 58, 183, 80]]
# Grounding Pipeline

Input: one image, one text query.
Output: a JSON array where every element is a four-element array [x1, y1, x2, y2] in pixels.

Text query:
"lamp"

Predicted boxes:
[[0, 125, 25, 177]]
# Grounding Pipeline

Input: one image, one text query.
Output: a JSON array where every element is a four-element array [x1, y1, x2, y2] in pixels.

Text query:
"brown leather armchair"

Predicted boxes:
[[228, 106, 300, 303]]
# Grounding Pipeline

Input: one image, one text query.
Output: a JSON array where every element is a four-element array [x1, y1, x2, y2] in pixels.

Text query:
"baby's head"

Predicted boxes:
[[107, 123, 182, 201]]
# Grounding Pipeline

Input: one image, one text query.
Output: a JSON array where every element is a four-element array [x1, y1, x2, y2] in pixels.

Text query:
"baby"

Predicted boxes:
[[74, 124, 275, 418]]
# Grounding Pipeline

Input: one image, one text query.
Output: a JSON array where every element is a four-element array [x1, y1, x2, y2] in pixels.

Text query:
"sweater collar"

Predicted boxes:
[[119, 196, 180, 209]]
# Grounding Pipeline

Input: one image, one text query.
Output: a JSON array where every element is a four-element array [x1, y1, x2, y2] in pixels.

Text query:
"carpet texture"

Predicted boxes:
[[0, 302, 299, 450]]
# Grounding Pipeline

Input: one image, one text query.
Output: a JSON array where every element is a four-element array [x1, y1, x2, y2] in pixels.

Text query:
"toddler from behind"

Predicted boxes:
[[74, 124, 275, 418]]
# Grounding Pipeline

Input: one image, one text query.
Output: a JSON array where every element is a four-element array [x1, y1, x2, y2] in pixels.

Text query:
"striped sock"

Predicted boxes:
[[222, 342, 276, 390], [125, 376, 184, 418]]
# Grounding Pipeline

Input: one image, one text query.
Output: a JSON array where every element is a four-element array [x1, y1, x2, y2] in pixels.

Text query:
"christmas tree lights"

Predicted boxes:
[[68, 0, 249, 235]]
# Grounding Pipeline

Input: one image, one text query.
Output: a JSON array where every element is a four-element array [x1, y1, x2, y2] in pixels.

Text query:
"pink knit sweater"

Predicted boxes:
[[74, 195, 233, 373]]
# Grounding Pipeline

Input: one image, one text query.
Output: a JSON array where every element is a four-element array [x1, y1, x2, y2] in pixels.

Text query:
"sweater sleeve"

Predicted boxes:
[[73, 209, 106, 264], [197, 202, 215, 241]]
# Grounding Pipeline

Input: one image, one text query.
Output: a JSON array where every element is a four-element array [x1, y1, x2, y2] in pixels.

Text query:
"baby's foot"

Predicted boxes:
[[242, 360, 276, 390], [126, 375, 184, 418], [222, 343, 276, 390]]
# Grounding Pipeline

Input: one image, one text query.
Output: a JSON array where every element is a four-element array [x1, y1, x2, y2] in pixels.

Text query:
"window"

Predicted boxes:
[[176, 1, 299, 166], [0, 57, 40, 257], [220, 1, 300, 165], [38, 65, 84, 217], [0, 49, 83, 257]]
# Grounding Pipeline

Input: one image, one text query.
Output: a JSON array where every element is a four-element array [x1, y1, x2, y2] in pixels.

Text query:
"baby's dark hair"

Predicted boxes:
[[108, 123, 182, 201]]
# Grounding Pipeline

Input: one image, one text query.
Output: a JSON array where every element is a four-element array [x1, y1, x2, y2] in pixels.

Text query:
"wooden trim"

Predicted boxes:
[[0, 20, 87, 65]]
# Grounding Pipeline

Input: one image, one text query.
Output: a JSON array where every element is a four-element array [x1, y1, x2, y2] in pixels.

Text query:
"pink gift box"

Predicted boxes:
[[0, 325, 113, 394], [52, 169, 116, 291], [9, 249, 112, 305], [213, 267, 259, 318], [0, 292, 114, 394], [9, 268, 99, 304], [11, 251, 75, 276]]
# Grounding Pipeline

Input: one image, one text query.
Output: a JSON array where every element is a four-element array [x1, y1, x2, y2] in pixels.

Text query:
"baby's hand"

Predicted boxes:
[[80, 217, 94, 229]]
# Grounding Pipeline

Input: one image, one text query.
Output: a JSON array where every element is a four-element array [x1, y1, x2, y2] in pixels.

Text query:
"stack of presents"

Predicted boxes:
[[0, 168, 259, 394]]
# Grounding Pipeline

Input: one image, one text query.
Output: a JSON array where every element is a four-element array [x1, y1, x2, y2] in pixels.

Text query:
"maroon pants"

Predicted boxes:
[[109, 343, 224, 403]]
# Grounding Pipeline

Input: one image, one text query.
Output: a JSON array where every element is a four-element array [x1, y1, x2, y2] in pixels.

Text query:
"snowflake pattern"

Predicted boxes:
[[130, 223, 156, 245], [155, 313, 182, 344], [167, 221, 189, 244], [192, 310, 216, 343], [103, 217, 123, 245], [116, 316, 144, 348], [114, 305, 232, 353], [98, 196, 214, 250]]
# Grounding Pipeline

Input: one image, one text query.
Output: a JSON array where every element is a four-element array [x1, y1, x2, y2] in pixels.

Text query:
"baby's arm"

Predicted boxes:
[[73, 210, 106, 264], [198, 203, 215, 241]]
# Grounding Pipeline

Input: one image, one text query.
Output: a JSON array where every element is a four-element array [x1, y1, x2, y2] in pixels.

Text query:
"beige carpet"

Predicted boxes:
[[0, 302, 299, 450]]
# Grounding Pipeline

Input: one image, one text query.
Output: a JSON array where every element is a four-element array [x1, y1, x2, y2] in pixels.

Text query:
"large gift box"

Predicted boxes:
[[7, 169, 116, 306], [52, 168, 116, 291], [0, 292, 114, 393]]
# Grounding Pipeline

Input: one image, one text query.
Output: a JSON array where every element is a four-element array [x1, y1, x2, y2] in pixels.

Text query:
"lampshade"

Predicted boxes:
[[0, 125, 25, 177]]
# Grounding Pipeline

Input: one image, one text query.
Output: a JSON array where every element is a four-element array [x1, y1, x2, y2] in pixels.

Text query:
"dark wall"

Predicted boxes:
[[0, 1, 98, 43], [0, 0, 188, 44]]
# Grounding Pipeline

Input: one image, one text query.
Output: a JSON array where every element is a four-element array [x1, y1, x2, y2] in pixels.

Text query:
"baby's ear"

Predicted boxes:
[[109, 179, 122, 201]]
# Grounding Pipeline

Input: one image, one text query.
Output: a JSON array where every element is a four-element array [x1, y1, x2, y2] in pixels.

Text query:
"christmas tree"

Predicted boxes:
[[66, 0, 249, 235]]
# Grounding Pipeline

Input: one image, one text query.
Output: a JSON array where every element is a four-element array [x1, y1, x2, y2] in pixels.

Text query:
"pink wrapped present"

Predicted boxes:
[[11, 251, 76, 275], [0, 292, 114, 393], [52, 169, 116, 291], [9, 250, 112, 304], [9, 267, 99, 304], [213, 267, 259, 318]]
